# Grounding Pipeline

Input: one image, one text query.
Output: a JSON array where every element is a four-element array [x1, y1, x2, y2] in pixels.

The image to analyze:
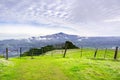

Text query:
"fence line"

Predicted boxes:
[[0, 46, 120, 60]]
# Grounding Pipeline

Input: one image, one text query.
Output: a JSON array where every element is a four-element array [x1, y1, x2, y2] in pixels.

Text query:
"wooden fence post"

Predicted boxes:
[[51, 51, 53, 56], [31, 49, 34, 59], [2, 50, 5, 58], [41, 47, 43, 54], [63, 42, 68, 58], [104, 48, 107, 59], [80, 46, 83, 57], [6, 48, 8, 60], [114, 46, 118, 60], [41, 47, 45, 56], [94, 48, 98, 58], [20, 47, 22, 58]]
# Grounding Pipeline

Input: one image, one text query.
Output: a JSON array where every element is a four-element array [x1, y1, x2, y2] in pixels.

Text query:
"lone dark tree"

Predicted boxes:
[[63, 41, 79, 58]]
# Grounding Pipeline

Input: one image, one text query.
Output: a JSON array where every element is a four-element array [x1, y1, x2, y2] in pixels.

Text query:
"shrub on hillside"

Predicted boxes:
[[22, 41, 78, 56], [22, 45, 55, 56]]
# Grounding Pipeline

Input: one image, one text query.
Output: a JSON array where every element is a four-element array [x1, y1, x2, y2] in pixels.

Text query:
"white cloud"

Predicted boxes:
[[0, 0, 120, 40], [104, 18, 120, 23], [0, 23, 83, 40]]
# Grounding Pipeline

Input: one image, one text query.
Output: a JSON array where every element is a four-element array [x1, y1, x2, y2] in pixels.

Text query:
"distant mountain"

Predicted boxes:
[[28, 32, 84, 43], [0, 32, 120, 56]]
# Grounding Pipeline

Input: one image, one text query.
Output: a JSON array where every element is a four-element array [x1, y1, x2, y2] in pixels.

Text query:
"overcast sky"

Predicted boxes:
[[0, 0, 120, 40]]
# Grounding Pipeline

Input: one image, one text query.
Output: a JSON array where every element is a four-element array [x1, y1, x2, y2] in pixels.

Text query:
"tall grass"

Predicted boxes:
[[0, 49, 120, 80]]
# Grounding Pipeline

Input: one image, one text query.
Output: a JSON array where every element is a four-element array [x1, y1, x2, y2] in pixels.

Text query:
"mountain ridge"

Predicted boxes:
[[0, 32, 120, 56]]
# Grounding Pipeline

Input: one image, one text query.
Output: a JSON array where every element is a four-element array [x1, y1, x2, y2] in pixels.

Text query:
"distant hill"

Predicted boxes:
[[0, 32, 120, 56]]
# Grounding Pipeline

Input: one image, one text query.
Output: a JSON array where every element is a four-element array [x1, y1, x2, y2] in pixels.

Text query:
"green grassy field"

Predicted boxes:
[[0, 49, 120, 80]]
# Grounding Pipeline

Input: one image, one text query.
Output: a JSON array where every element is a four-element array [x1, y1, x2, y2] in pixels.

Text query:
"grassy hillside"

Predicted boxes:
[[0, 49, 120, 80]]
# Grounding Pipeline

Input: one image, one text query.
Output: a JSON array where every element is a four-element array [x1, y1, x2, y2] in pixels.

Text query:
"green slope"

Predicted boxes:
[[0, 49, 120, 80]]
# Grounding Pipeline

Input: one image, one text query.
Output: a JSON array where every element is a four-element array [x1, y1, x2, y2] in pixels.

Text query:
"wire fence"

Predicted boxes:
[[0, 43, 120, 60]]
